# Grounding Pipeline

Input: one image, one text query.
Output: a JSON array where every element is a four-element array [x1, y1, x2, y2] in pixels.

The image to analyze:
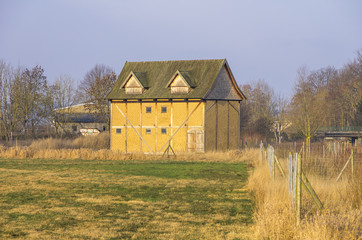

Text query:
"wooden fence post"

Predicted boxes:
[[351, 149, 354, 180], [267, 145, 273, 177], [293, 153, 297, 205], [272, 146, 275, 180], [322, 145, 325, 160], [264, 146, 267, 164], [296, 153, 302, 225], [288, 153, 293, 201], [260, 140, 264, 161]]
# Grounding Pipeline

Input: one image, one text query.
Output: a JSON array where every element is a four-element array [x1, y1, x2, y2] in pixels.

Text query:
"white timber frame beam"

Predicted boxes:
[[159, 101, 202, 152]]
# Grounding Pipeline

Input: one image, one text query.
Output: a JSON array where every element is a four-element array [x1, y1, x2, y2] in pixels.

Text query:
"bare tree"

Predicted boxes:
[[290, 67, 325, 147], [240, 80, 275, 140], [77, 64, 117, 127], [272, 94, 290, 143], [14, 65, 50, 136], [51, 75, 76, 136], [0, 60, 14, 140]]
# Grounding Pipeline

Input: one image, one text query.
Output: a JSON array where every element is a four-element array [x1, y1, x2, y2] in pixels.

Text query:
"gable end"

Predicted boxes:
[[205, 62, 245, 100], [166, 70, 195, 94], [121, 72, 147, 95]]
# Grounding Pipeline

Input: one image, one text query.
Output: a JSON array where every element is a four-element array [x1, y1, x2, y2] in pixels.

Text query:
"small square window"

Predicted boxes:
[[161, 107, 167, 113], [145, 128, 151, 134], [161, 128, 167, 134], [146, 107, 152, 113], [116, 128, 122, 134]]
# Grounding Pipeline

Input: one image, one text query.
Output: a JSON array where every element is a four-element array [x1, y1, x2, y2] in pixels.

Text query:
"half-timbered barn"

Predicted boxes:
[[106, 59, 245, 153]]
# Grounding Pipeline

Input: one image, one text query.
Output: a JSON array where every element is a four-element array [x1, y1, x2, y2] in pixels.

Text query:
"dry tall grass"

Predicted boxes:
[[247, 147, 361, 240], [0, 135, 259, 163], [28, 132, 110, 150]]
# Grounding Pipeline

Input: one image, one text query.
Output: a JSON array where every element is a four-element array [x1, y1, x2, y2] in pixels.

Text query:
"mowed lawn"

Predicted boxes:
[[0, 158, 253, 239]]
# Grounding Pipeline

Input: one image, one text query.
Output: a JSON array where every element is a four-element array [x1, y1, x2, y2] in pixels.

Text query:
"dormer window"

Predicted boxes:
[[121, 72, 148, 95], [166, 70, 195, 94], [170, 75, 190, 94]]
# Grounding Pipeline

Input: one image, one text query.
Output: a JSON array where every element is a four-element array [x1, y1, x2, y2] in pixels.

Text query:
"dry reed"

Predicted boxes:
[[247, 147, 361, 240], [0, 136, 259, 163]]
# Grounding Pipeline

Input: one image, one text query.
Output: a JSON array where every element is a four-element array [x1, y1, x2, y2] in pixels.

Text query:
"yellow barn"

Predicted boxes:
[[106, 59, 246, 153]]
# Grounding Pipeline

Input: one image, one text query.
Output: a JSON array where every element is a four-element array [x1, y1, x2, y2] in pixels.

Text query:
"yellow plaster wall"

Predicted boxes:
[[172, 128, 187, 152], [172, 102, 188, 152], [142, 102, 156, 127], [142, 127, 155, 152], [157, 103, 171, 126], [111, 127, 125, 152], [111, 102, 126, 152], [111, 102, 126, 126], [188, 102, 203, 126], [157, 127, 171, 152], [172, 102, 187, 126], [127, 102, 141, 126], [110, 100, 205, 153]]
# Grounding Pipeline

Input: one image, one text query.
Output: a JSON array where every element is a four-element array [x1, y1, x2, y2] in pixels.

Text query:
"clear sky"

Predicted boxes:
[[1, 0, 361, 98]]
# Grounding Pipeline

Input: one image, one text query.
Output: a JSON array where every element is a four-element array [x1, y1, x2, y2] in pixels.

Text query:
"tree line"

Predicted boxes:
[[240, 49, 362, 143], [1, 50, 361, 142], [0, 62, 116, 140]]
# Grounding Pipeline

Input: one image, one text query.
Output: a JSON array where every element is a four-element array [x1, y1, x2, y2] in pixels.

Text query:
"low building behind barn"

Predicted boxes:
[[53, 103, 108, 136]]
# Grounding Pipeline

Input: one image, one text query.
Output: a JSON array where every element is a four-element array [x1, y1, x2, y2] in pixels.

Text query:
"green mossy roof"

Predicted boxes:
[[106, 59, 226, 100], [132, 72, 149, 88], [177, 71, 196, 88]]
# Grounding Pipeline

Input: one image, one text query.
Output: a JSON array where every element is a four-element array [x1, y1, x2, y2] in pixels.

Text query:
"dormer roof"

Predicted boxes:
[[120, 71, 149, 89], [166, 70, 196, 88]]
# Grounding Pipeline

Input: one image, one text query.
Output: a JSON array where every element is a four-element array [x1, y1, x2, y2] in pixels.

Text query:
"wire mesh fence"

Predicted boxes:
[[260, 141, 360, 225], [272, 141, 361, 180]]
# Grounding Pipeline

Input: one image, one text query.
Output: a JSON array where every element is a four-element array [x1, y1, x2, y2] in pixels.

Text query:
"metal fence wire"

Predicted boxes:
[[259, 142, 360, 225]]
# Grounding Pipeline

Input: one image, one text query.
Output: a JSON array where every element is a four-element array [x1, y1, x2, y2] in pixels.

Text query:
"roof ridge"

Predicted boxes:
[[125, 59, 226, 64]]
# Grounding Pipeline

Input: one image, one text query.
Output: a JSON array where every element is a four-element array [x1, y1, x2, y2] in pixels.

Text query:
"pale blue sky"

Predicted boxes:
[[1, 0, 361, 98]]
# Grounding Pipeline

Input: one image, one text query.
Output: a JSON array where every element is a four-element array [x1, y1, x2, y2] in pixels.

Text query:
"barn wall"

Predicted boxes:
[[205, 100, 241, 151], [205, 100, 217, 151], [172, 102, 188, 152], [217, 101, 228, 150], [228, 101, 240, 149], [110, 102, 126, 151], [110, 100, 204, 153]]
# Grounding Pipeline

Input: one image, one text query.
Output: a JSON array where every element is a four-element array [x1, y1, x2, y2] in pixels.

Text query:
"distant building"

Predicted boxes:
[[107, 59, 246, 153], [53, 103, 108, 136]]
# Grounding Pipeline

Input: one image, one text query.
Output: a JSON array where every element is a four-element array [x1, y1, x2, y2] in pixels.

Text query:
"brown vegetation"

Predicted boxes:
[[0, 135, 257, 163], [248, 146, 361, 239]]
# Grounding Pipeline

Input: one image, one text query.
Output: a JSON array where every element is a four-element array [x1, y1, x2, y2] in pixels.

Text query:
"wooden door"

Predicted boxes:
[[187, 129, 204, 152]]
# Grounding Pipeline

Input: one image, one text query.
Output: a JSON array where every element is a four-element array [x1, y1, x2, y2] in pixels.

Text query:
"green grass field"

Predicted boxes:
[[0, 158, 253, 239]]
